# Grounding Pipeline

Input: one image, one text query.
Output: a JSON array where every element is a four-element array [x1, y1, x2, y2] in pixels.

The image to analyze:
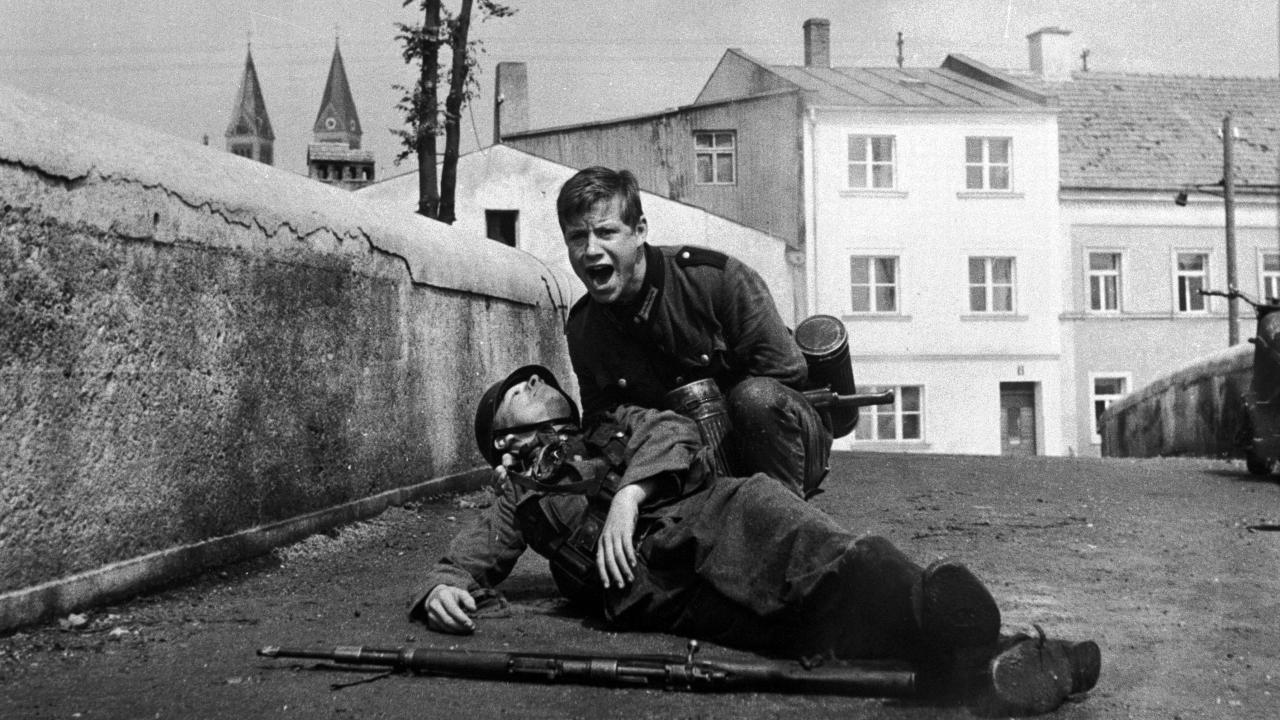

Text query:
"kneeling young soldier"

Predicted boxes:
[[410, 365, 1100, 714]]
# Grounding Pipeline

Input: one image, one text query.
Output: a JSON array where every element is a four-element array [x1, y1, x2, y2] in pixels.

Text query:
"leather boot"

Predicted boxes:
[[983, 626, 1102, 715], [912, 559, 1002, 649], [910, 559, 1002, 698]]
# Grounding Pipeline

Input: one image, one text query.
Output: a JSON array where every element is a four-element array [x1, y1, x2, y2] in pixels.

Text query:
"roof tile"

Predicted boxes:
[[1049, 72, 1280, 189]]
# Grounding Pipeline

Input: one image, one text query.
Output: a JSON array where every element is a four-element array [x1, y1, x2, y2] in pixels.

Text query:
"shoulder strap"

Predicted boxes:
[[674, 245, 728, 270]]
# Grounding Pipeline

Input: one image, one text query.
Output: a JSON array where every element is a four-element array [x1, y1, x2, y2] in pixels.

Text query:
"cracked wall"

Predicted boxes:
[[0, 86, 572, 624]]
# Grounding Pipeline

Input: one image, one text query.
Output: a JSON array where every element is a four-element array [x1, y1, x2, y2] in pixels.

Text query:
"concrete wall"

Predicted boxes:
[[0, 85, 573, 631], [1099, 344, 1251, 459]]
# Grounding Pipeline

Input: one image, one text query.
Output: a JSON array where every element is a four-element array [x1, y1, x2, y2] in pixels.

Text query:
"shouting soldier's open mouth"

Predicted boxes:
[[586, 265, 614, 285]]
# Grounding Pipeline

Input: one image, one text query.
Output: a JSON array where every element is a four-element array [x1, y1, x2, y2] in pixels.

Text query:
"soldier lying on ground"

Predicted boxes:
[[409, 365, 1101, 714]]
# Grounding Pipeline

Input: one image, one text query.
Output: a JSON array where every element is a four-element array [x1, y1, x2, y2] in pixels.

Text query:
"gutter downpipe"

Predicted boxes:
[[804, 104, 819, 318]]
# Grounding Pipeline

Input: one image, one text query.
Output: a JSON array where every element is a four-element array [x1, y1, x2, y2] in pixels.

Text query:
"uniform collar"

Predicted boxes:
[[607, 243, 665, 324]]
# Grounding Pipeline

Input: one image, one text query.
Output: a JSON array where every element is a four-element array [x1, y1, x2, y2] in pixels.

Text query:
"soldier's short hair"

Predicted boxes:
[[556, 166, 645, 231]]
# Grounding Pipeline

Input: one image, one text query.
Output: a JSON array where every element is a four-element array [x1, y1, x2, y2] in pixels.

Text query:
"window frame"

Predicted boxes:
[[964, 136, 1012, 191], [694, 131, 737, 185], [853, 385, 924, 442], [1261, 251, 1280, 303], [1086, 250, 1123, 313], [967, 256, 1017, 314], [1174, 251, 1210, 314], [846, 134, 897, 190], [1089, 372, 1132, 444], [849, 255, 900, 314]]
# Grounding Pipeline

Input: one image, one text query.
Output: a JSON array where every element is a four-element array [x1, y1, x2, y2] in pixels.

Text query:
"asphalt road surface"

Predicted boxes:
[[3, 451, 1279, 719]]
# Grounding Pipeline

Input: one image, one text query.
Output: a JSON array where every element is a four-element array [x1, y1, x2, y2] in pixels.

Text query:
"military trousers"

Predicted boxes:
[[603, 474, 927, 661], [726, 376, 834, 499]]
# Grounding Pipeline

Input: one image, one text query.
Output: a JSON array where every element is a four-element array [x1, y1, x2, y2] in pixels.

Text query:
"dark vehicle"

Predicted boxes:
[[1202, 288, 1280, 474]]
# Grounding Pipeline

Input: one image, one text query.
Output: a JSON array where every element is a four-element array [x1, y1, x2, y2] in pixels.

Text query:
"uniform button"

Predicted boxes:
[[618, 378, 628, 389], [699, 353, 710, 363], [675, 376, 685, 384], [615, 431, 625, 438], [681, 251, 691, 259]]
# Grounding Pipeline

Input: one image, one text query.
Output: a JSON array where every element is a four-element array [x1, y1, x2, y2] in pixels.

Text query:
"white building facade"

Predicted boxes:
[[805, 106, 1065, 455]]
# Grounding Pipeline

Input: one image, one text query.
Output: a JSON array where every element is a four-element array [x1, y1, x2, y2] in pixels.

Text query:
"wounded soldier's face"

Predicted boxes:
[[491, 372, 575, 462]]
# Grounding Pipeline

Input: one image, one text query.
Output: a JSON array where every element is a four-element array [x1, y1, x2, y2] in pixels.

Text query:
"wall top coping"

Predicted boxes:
[[0, 83, 566, 307], [1104, 343, 1251, 420]]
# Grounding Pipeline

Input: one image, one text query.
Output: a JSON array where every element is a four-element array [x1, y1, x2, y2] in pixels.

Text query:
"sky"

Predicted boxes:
[[3, 0, 1278, 179]]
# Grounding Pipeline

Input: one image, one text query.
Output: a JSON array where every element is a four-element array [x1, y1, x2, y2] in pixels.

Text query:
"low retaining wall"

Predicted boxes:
[[1100, 344, 1251, 458], [0, 85, 574, 632]]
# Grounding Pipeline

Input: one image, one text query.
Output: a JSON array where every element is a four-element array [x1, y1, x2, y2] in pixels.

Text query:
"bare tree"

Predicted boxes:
[[394, 0, 515, 222]]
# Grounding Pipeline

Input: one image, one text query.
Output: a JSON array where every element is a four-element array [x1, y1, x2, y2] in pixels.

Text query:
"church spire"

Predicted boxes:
[[307, 38, 375, 190], [312, 40, 362, 149], [224, 46, 274, 165]]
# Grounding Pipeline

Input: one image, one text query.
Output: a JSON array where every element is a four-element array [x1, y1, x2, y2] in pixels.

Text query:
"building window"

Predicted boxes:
[[1088, 252, 1122, 311], [854, 385, 923, 441], [1263, 254, 1280, 302], [1176, 253, 1209, 312], [850, 256, 898, 313], [694, 131, 735, 184], [1090, 374, 1130, 443], [848, 135, 895, 189], [965, 137, 1011, 190], [485, 210, 519, 247], [968, 257, 1015, 313]]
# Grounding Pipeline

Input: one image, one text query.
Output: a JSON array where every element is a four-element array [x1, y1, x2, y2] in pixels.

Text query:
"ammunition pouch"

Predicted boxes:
[[515, 494, 606, 605]]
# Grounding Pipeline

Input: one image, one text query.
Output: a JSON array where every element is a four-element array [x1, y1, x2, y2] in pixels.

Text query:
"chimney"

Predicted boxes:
[[804, 18, 830, 68], [494, 61, 529, 144], [1027, 27, 1073, 82]]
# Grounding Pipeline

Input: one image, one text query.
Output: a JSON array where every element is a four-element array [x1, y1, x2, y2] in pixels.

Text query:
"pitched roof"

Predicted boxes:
[[1049, 72, 1280, 190], [314, 41, 361, 136], [225, 48, 274, 140], [767, 60, 1047, 109]]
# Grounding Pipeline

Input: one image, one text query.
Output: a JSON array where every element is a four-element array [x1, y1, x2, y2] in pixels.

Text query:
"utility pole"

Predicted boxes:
[[1224, 113, 1239, 345]]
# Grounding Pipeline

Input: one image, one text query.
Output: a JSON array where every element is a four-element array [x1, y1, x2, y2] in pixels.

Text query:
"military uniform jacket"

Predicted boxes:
[[411, 405, 709, 604], [565, 243, 807, 420]]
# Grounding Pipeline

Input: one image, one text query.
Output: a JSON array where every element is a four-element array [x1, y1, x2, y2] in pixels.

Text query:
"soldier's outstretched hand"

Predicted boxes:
[[423, 584, 477, 634]]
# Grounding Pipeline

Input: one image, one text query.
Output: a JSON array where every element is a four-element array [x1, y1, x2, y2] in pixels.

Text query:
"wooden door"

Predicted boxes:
[[1000, 382, 1037, 456]]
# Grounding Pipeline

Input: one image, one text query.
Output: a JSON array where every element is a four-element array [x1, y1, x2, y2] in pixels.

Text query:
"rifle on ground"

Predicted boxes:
[[258, 639, 916, 697]]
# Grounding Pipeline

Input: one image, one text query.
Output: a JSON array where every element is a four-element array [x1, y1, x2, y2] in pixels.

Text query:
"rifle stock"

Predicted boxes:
[[258, 640, 916, 697]]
